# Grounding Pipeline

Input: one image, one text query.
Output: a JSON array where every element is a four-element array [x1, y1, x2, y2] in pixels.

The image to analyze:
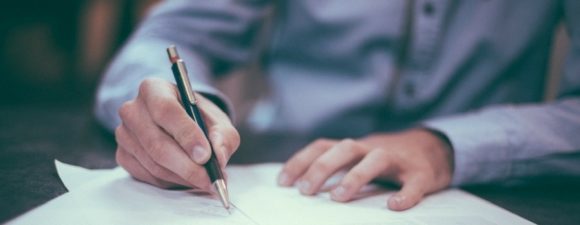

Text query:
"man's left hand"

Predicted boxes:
[[278, 129, 454, 211]]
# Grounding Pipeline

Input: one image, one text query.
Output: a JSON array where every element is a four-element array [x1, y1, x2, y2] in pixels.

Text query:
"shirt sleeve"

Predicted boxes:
[[424, 0, 580, 186], [94, 0, 272, 131]]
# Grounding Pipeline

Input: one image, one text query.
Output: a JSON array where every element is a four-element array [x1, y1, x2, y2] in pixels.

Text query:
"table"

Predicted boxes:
[[1, 103, 579, 224]]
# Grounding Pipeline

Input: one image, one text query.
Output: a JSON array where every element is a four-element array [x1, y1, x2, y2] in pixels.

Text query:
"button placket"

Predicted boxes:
[[404, 80, 416, 97], [408, 0, 448, 71]]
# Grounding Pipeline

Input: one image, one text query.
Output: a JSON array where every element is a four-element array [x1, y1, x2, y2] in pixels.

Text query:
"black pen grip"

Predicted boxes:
[[172, 64, 191, 111], [172, 64, 224, 183], [191, 104, 224, 183]]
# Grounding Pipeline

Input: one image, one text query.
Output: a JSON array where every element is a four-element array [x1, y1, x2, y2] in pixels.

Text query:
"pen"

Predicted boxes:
[[166, 45, 230, 210]]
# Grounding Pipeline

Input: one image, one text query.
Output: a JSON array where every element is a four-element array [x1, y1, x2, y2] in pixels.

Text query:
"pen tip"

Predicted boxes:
[[214, 179, 230, 210]]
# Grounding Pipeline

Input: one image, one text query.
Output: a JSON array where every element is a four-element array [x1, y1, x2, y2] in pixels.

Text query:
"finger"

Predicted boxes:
[[209, 131, 228, 169], [118, 96, 212, 190], [138, 78, 212, 165], [115, 124, 191, 187], [331, 150, 391, 202], [196, 93, 232, 122], [116, 146, 175, 189], [278, 138, 337, 186], [297, 139, 367, 195], [387, 175, 427, 211], [208, 125, 240, 169], [192, 94, 240, 169]]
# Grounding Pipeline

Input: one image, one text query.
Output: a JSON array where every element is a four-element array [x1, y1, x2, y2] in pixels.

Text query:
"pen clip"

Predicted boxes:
[[175, 60, 198, 105], [167, 45, 198, 105]]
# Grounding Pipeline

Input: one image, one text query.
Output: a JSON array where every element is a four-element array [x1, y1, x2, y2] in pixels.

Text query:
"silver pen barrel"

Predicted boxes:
[[214, 179, 230, 209]]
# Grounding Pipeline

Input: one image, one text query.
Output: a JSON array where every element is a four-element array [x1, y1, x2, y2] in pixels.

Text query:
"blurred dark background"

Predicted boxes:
[[0, 0, 158, 107], [0, 1, 160, 221], [0, 0, 263, 121]]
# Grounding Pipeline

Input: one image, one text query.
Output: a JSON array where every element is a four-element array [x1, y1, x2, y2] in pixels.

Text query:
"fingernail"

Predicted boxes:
[[331, 186, 347, 201], [297, 180, 311, 194], [192, 146, 208, 164], [390, 194, 405, 207], [278, 173, 290, 186]]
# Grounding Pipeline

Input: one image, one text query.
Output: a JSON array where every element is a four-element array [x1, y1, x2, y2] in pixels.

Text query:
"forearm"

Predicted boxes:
[[424, 97, 580, 185], [94, 37, 224, 131]]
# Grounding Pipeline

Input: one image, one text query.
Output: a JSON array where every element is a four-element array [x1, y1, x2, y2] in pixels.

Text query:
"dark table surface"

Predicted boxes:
[[1, 103, 579, 224]]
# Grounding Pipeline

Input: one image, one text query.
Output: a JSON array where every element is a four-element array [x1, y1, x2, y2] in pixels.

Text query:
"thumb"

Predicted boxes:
[[387, 175, 426, 211]]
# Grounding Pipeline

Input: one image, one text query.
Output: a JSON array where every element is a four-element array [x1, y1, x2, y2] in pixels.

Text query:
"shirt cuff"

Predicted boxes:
[[171, 45, 235, 121], [423, 112, 514, 186], [149, 71, 235, 123]]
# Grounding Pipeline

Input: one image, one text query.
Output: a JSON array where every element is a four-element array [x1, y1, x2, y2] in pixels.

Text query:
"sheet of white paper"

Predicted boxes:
[[5, 191, 95, 225], [9, 161, 258, 225], [55, 160, 115, 190], [226, 164, 534, 225], [9, 161, 535, 225]]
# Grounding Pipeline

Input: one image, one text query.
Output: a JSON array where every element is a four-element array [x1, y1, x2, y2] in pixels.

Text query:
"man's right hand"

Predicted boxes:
[[115, 77, 240, 190]]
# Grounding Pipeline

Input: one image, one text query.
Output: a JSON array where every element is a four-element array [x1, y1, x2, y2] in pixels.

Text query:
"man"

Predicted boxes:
[[95, 0, 580, 211]]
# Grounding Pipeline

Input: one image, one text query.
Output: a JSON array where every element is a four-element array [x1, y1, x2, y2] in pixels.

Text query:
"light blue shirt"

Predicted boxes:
[[96, 0, 580, 186]]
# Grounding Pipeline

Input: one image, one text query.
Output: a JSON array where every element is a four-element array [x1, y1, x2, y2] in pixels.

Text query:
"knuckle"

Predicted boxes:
[[310, 138, 338, 151], [415, 173, 431, 184], [284, 157, 310, 176], [314, 138, 331, 146], [290, 154, 309, 168], [148, 165, 167, 178], [184, 170, 197, 182], [338, 138, 368, 155], [346, 170, 366, 185], [118, 101, 135, 121], [147, 141, 169, 162], [172, 123, 196, 146], [282, 161, 301, 177], [374, 147, 393, 159], [338, 138, 356, 148], [311, 159, 333, 173], [151, 100, 174, 122], [184, 170, 203, 186], [139, 78, 158, 95]]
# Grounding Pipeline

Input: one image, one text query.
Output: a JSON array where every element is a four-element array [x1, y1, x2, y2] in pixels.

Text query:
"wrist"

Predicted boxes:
[[414, 127, 455, 184], [421, 128, 453, 152]]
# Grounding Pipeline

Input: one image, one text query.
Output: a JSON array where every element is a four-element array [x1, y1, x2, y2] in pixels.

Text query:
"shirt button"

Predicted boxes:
[[423, 2, 435, 16], [404, 82, 416, 97]]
